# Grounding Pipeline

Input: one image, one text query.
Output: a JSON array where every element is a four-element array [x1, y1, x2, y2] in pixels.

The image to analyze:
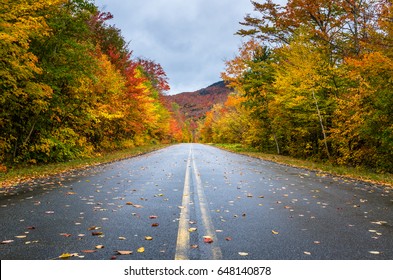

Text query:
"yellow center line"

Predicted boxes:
[[175, 145, 222, 260], [174, 146, 192, 260]]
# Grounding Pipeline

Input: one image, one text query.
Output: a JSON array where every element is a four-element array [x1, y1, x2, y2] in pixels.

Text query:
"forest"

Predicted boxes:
[[1, 0, 392, 175], [199, 0, 393, 173], [0, 0, 188, 171]]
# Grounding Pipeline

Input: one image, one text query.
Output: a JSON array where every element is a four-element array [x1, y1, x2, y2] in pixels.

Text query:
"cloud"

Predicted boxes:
[[94, 0, 254, 94]]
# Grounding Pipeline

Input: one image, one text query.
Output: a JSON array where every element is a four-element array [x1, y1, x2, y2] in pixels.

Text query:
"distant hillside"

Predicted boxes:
[[164, 81, 232, 120]]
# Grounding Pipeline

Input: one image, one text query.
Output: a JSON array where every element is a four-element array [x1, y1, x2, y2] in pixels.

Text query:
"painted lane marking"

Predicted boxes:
[[175, 145, 222, 260], [191, 151, 223, 260], [174, 146, 192, 260]]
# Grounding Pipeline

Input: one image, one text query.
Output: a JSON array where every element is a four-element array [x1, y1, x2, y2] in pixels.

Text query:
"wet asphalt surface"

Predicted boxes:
[[1, 143, 392, 260]]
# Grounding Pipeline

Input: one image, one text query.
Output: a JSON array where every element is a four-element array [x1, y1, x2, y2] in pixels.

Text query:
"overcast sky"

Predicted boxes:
[[94, 0, 255, 95]]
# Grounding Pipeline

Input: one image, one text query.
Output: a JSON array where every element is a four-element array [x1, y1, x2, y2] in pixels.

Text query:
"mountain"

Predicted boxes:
[[164, 81, 232, 120]]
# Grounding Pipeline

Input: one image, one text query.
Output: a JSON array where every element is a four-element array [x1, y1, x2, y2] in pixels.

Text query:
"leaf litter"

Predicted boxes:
[[203, 236, 214, 243], [116, 250, 133, 255]]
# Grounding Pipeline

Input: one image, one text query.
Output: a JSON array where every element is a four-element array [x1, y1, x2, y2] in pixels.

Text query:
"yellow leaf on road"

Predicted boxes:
[[137, 247, 145, 253], [59, 253, 78, 259]]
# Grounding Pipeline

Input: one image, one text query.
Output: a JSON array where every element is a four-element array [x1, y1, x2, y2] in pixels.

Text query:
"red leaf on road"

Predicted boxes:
[[82, 250, 97, 253], [203, 236, 214, 243]]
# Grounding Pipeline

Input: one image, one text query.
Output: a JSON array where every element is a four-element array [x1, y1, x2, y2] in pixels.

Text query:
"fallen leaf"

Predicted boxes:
[[149, 215, 158, 219], [271, 230, 279, 235], [137, 247, 145, 253], [45, 211, 54, 214], [60, 233, 72, 237], [371, 221, 388, 225], [126, 202, 133, 205], [116, 250, 132, 255], [59, 253, 78, 259], [1, 240, 14, 244], [81, 250, 97, 253], [304, 251, 312, 255], [59, 253, 72, 259], [191, 244, 199, 249], [189, 228, 197, 232], [314, 241, 321, 244], [92, 232, 103, 236], [238, 252, 249, 256], [368, 251, 381, 255], [88, 226, 101, 231], [133, 204, 143, 208], [95, 245, 105, 249], [151, 223, 159, 227], [225, 237, 232, 241], [203, 236, 213, 243], [27, 226, 36, 230], [145, 236, 153, 241], [15, 235, 27, 239], [118, 237, 126, 240]]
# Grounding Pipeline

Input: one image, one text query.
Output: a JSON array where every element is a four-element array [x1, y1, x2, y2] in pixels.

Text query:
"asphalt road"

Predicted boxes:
[[1, 143, 392, 260]]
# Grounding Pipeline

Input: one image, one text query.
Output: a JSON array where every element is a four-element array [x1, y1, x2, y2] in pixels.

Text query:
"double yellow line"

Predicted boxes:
[[175, 145, 222, 260]]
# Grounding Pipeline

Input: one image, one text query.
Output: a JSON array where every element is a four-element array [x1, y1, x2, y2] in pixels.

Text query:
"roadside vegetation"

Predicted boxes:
[[199, 1, 393, 179], [0, 1, 187, 176], [213, 144, 393, 187], [0, 144, 169, 188]]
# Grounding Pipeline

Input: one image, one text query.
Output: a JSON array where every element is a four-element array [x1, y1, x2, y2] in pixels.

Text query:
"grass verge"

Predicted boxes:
[[0, 144, 171, 188], [213, 143, 393, 187]]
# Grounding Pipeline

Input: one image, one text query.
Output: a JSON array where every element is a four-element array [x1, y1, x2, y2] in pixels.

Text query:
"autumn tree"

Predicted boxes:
[[0, 0, 180, 168], [213, 0, 393, 172], [273, 29, 337, 158], [0, 0, 64, 163]]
